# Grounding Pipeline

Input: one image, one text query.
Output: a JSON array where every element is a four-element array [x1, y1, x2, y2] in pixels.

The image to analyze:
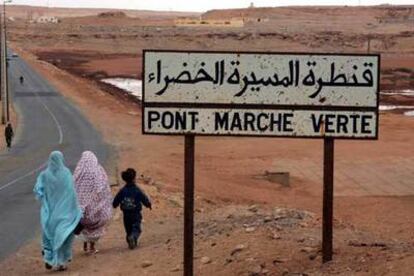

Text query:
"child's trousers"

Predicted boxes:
[[123, 213, 142, 242]]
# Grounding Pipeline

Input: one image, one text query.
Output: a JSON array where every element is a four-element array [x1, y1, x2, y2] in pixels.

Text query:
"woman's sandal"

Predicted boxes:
[[45, 263, 52, 270], [57, 265, 67, 271]]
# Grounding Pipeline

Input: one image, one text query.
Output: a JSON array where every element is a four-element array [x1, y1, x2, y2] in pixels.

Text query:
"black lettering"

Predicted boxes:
[[270, 113, 282, 132], [215, 112, 229, 130], [188, 112, 198, 130], [230, 113, 242, 131], [175, 112, 186, 130], [148, 111, 160, 129], [349, 114, 360, 134], [336, 114, 349, 134], [283, 113, 294, 132], [361, 115, 372, 134], [325, 114, 336, 133], [257, 113, 269, 131], [311, 114, 324, 132], [244, 112, 256, 131], [161, 111, 174, 129]]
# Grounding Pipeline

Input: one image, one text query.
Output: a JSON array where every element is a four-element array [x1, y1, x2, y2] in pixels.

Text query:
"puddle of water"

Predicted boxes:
[[379, 105, 414, 111], [380, 90, 414, 116], [379, 105, 414, 117], [101, 78, 142, 100], [381, 90, 414, 96], [404, 110, 414, 117]]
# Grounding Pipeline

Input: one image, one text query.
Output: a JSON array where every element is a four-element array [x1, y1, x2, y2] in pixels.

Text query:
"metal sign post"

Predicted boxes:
[[142, 50, 380, 274], [184, 135, 195, 276], [323, 137, 334, 262]]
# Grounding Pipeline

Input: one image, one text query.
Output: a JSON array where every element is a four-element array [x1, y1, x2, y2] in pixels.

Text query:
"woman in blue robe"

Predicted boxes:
[[34, 151, 82, 271]]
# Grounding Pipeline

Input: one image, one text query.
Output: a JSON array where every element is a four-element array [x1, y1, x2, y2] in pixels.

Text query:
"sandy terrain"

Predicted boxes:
[[7, 5, 413, 113], [1, 5, 414, 275], [6, 5, 414, 92]]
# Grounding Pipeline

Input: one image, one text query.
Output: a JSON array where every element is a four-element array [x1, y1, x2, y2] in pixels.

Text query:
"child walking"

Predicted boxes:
[[113, 168, 152, 249]]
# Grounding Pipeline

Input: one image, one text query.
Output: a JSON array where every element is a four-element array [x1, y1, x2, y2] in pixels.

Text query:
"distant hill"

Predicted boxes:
[[6, 5, 200, 19], [201, 5, 414, 20]]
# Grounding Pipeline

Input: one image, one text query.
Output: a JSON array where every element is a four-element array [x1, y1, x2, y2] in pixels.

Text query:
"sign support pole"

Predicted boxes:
[[322, 137, 334, 263], [184, 135, 195, 276]]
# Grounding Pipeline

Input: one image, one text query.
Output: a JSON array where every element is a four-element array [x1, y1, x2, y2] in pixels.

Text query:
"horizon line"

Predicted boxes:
[[6, 3, 414, 13]]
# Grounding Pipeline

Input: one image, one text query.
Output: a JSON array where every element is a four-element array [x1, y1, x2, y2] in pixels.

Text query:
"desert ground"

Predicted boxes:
[[0, 5, 413, 275]]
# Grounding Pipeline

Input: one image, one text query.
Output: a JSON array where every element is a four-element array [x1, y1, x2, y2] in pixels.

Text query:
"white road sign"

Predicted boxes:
[[143, 50, 379, 139]]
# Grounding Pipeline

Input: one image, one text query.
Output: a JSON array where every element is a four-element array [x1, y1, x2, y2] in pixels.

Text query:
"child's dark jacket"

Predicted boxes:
[[113, 182, 151, 218]]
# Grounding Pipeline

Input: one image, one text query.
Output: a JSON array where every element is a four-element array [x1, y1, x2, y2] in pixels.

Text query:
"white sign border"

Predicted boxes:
[[142, 50, 380, 140]]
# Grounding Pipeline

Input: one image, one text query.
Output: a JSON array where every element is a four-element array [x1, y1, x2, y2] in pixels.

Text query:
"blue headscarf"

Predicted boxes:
[[34, 151, 82, 265]]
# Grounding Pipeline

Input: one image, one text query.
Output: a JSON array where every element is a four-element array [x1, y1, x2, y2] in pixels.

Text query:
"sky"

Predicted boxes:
[[9, 0, 414, 12]]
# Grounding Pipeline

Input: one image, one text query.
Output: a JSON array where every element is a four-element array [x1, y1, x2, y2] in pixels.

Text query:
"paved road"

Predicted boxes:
[[0, 54, 109, 260]]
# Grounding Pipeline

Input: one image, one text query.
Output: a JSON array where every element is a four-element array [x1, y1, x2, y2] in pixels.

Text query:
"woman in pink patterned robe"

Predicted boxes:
[[74, 151, 112, 253]]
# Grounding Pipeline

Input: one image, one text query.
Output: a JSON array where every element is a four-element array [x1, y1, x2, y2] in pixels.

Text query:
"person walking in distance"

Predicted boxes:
[[5, 122, 14, 149]]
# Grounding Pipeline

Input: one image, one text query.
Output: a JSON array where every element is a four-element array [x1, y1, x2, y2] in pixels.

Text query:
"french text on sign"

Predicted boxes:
[[144, 108, 377, 138]]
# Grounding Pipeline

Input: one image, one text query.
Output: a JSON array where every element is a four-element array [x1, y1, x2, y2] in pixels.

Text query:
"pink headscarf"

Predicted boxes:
[[74, 151, 112, 241]]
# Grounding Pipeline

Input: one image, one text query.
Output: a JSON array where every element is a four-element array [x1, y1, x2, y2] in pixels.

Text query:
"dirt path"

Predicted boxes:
[[1, 196, 413, 275]]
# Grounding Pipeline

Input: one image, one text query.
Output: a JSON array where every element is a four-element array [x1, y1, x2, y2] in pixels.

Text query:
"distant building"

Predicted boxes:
[[35, 16, 59, 24], [175, 18, 244, 27], [243, 17, 269, 23]]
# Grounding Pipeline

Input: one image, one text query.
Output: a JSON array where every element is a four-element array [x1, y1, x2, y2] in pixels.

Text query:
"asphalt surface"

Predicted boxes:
[[0, 54, 109, 261]]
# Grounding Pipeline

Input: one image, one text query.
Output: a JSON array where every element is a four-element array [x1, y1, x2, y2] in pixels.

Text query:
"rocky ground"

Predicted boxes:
[[1, 182, 413, 275]]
